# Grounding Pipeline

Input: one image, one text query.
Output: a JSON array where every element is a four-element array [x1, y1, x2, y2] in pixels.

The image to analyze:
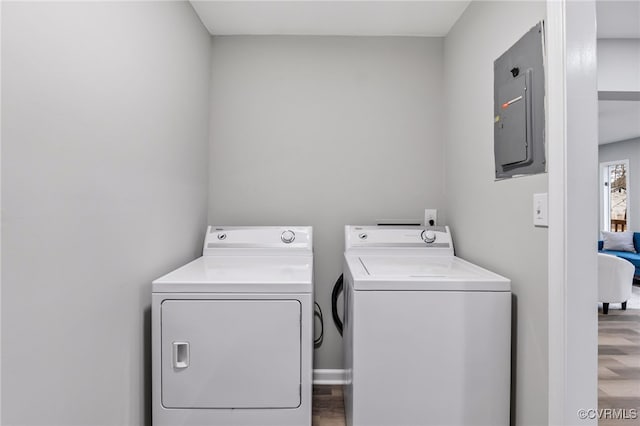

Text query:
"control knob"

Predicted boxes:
[[421, 230, 436, 244], [281, 230, 296, 244]]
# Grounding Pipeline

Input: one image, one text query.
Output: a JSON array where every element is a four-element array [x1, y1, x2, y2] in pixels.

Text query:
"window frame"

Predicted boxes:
[[600, 159, 630, 232]]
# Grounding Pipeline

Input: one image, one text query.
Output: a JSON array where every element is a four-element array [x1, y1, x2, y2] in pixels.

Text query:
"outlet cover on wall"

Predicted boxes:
[[425, 209, 437, 226]]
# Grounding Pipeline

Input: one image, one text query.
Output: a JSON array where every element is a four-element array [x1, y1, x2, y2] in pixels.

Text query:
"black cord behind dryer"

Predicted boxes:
[[314, 302, 324, 348], [331, 274, 344, 336]]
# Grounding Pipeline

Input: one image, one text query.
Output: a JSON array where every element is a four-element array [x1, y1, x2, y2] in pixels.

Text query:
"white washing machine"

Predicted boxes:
[[343, 225, 511, 426], [152, 226, 313, 426]]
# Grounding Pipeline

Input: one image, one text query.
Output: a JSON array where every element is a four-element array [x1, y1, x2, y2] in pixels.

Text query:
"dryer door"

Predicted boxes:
[[161, 299, 301, 409]]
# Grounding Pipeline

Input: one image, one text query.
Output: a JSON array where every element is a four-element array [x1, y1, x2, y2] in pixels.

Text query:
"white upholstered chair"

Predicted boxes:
[[598, 253, 634, 314]]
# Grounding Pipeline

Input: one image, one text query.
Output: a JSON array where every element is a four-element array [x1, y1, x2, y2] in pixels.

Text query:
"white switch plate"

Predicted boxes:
[[533, 193, 548, 227], [425, 209, 437, 226]]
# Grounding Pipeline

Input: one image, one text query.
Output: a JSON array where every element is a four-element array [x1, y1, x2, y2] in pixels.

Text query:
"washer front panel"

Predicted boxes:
[[345, 287, 511, 426]]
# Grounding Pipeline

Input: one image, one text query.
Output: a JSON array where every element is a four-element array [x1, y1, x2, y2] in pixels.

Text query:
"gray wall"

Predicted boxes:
[[599, 137, 640, 232], [443, 2, 548, 425], [1, 2, 210, 425], [208, 36, 446, 369]]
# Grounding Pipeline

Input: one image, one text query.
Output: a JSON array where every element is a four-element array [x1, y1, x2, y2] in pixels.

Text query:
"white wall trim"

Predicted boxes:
[[547, 1, 599, 425], [546, 3, 569, 420], [1, 0, 4, 421], [313, 369, 347, 385]]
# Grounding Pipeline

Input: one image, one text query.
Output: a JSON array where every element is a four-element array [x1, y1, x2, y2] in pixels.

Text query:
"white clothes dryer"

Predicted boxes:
[[342, 225, 511, 426], [152, 226, 313, 426]]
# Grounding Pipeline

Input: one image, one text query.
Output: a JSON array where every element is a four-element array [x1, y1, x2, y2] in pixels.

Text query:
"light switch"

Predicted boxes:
[[533, 193, 548, 227]]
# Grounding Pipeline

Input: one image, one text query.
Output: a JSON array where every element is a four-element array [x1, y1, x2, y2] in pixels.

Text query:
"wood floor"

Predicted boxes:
[[313, 385, 346, 426], [599, 307, 640, 425], [313, 308, 640, 426]]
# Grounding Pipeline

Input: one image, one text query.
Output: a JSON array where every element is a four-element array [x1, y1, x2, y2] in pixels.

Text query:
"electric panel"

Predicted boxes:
[[494, 21, 546, 179]]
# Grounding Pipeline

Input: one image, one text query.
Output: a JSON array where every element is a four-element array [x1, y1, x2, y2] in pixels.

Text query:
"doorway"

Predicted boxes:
[[600, 160, 630, 232]]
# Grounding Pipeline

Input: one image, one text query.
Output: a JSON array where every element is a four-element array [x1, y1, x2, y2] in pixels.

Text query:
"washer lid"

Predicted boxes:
[[152, 255, 313, 293], [346, 254, 510, 291]]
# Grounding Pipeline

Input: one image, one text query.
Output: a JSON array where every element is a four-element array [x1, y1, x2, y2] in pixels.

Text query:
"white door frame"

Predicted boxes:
[[1, 0, 4, 422], [547, 1, 599, 425]]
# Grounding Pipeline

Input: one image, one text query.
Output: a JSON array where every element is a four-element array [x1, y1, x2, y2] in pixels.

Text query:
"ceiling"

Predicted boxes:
[[596, 0, 640, 38], [189, 1, 470, 37], [597, 1, 640, 145], [599, 100, 640, 144]]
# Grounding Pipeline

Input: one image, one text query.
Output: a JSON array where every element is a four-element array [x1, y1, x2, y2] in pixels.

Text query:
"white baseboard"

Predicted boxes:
[[313, 369, 347, 385]]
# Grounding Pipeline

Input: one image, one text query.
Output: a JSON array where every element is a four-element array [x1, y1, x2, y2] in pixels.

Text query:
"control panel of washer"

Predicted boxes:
[[345, 225, 453, 254]]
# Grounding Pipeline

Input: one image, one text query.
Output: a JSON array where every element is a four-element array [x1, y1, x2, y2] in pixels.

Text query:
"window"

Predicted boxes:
[[600, 160, 630, 232]]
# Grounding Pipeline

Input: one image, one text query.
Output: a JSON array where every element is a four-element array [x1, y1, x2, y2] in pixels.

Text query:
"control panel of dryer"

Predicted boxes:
[[203, 226, 312, 255]]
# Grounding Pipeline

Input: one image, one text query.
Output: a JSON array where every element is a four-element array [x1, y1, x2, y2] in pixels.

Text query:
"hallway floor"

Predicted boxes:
[[599, 305, 640, 425]]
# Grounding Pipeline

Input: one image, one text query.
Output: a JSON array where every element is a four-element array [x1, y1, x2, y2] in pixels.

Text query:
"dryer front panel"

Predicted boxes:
[[161, 299, 301, 409]]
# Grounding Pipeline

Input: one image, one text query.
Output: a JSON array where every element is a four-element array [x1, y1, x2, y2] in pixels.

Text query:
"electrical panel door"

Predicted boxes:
[[496, 72, 531, 167], [494, 21, 546, 179], [161, 299, 301, 409]]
